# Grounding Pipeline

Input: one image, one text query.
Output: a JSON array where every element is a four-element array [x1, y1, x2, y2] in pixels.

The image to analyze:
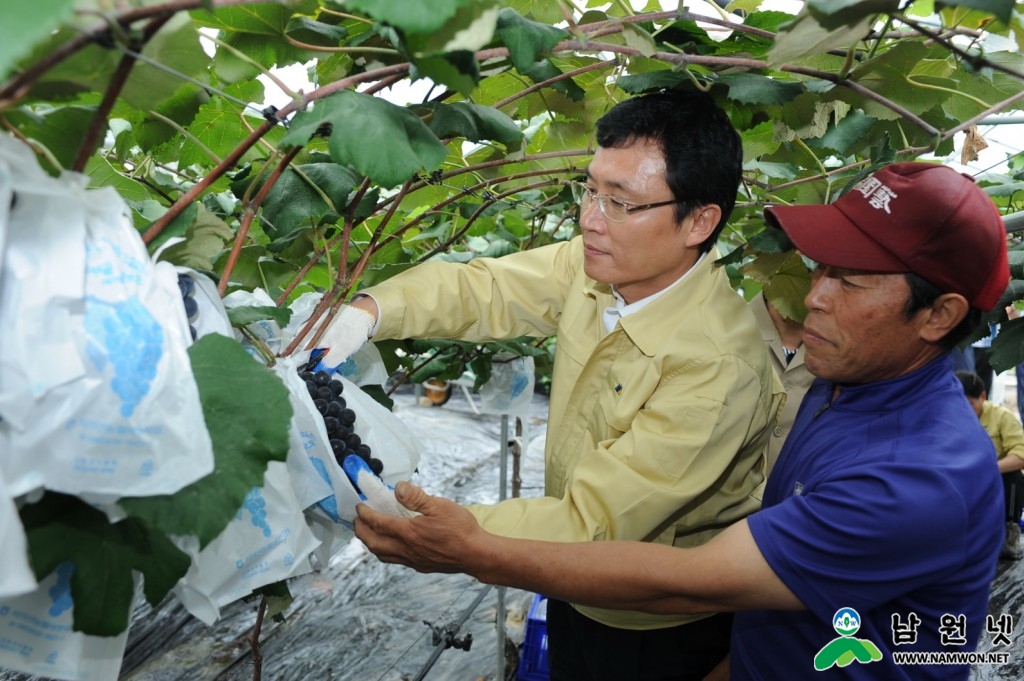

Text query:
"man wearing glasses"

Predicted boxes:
[[322, 90, 782, 680]]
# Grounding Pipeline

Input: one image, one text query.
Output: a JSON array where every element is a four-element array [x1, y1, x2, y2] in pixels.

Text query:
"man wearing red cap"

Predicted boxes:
[[353, 162, 1010, 680]]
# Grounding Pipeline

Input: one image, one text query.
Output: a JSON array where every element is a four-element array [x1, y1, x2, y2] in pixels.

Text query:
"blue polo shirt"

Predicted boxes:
[[733, 355, 1003, 680]]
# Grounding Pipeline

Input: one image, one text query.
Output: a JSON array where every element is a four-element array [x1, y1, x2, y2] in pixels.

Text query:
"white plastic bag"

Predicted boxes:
[[223, 287, 284, 356], [0, 563, 130, 681], [0, 134, 214, 498], [480, 354, 535, 416], [0, 468, 35, 599], [172, 461, 321, 625]]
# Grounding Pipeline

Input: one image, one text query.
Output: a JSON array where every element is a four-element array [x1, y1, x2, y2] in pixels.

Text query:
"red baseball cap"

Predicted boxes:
[[764, 162, 1009, 311]]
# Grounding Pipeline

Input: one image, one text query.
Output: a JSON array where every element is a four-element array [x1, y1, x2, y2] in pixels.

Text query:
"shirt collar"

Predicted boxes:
[[602, 251, 707, 333]]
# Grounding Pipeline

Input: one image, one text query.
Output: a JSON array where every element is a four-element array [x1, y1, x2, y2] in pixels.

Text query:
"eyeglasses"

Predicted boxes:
[[569, 181, 681, 223]]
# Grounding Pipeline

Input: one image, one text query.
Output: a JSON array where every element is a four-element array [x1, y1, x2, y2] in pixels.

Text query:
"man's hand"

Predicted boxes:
[[355, 482, 487, 575], [342, 454, 418, 518], [317, 299, 377, 367]]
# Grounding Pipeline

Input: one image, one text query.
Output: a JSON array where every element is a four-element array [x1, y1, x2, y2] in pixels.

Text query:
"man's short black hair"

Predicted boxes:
[[595, 90, 742, 253]]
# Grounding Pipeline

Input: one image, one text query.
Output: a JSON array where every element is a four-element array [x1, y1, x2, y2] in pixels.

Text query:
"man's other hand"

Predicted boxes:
[[355, 482, 485, 575], [317, 301, 377, 367]]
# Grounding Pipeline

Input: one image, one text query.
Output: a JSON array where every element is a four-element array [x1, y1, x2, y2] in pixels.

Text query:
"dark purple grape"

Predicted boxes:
[[294, 365, 385, 479], [189, 325, 197, 341], [183, 295, 199, 320], [177, 273, 195, 298]]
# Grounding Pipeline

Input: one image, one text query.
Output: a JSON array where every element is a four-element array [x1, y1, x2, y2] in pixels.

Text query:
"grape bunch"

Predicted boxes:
[[177, 273, 198, 340], [301, 368, 385, 477]]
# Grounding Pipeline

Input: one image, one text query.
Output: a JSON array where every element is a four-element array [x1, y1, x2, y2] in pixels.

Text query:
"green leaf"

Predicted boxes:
[[120, 14, 210, 110], [805, 0, 900, 30], [522, 59, 586, 101], [155, 204, 234, 270], [21, 493, 191, 636], [405, 0, 501, 55], [281, 90, 447, 188], [845, 42, 955, 120], [84, 156, 153, 203], [145, 201, 199, 255], [720, 72, 804, 106], [740, 120, 782, 161], [809, 108, 878, 156], [180, 81, 268, 169], [411, 51, 481, 98], [255, 162, 361, 241], [120, 334, 292, 548], [0, 0, 76, 80], [761, 252, 812, 322], [768, 11, 876, 67], [935, 0, 1014, 23], [285, 16, 350, 47], [989, 315, 1024, 372], [12, 106, 94, 171], [423, 102, 522, 144], [621, 23, 658, 58], [495, 8, 568, 72], [617, 69, 691, 94], [228, 305, 293, 327], [193, 0, 320, 34], [342, 0, 475, 35]]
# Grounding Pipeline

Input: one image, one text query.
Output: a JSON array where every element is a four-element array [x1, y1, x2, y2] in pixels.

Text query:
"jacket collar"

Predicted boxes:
[[583, 247, 722, 357]]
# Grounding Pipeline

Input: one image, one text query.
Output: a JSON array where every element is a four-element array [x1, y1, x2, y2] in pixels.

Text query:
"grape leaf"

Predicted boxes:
[[342, 0, 473, 35], [989, 314, 1024, 373], [495, 8, 569, 72], [227, 304, 293, 327], [120, 334, 292, 548], [720, 72, 804, 106], [256, 162, 362, 240], [154, 204, 234, 270], [21, 492, 191, 636], [422, 102, 522, 144], [281, 90, 447, 188], [0, 0, 76, 80]]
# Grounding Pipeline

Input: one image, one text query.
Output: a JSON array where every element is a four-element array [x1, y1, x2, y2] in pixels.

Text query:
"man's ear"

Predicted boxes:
[[683, 205, 721, 246], [919, 293, 969, 343]]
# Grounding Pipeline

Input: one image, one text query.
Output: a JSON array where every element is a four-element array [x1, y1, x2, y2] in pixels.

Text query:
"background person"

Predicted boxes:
[[956, 369, 1024, 560], [324, 90, 783, 680], [750, 291, 814, 473], [354, 161, 1009, 681]]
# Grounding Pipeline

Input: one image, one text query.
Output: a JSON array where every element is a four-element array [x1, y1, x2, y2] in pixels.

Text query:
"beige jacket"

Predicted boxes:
[[750, 292, 815, 473], [368, 236, 784, 629]]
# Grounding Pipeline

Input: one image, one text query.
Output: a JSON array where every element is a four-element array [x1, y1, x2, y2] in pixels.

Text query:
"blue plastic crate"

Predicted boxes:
[[518, 594, 549, 681]]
